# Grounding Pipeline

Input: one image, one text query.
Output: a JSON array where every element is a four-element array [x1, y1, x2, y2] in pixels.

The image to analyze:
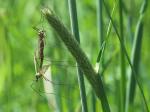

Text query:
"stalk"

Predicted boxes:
[[97, 0, 104, 48], [96, 0, 117, 72], [94, 0, 104, 111], [118, 0, 126, 112], [42, 8, 111, 112], [68, 0, 88, 112], [91, 92, 96, 112]]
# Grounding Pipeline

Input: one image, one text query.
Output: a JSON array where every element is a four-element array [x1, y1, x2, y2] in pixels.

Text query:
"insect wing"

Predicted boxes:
[[40, 58, 78, 68], [41, 64, 50, 74], [31, 65, 79, 107]]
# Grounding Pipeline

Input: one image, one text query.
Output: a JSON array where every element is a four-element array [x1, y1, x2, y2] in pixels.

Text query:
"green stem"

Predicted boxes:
[[96, 0, 117, 67], [97, 0, 104, 45], [68, 0, 88, 112], [95, 0, 104, 111], [118, 0, 126, 112], [91, 92, 96, 112]]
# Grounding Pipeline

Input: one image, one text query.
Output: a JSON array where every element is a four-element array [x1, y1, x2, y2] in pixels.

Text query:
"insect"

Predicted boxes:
[[35, 64, 50, 82], [33, 26, 46, 69], [32, 26, 52, 95], [31, 26, 79, 104], [31, 58, 78, 101]]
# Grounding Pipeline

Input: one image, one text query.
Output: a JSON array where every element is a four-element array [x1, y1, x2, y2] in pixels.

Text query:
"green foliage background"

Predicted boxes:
[[0, 0, 150, 112]]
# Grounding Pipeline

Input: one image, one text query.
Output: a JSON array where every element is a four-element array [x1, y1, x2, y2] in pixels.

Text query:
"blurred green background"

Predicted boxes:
[[0, 0, 150, 112]]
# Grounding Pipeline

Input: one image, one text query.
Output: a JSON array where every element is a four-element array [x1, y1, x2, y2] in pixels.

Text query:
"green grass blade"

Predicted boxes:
[[95, 0, 104, 109], [68, 0, 88, 112], [91, 92, 96, 112], [97, 0, 104, 46], [128, 16, 144, 111], [126, 0, 148, 111], [118, 0, 126, 111], [96, 1, 117, 72]]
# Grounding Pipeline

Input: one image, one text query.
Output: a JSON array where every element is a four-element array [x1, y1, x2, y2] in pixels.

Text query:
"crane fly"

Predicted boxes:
[[31, 27, 79, 102], [32, 26, 77, 82], [32, 26, 53, 96], [33, 26, 46, 69]]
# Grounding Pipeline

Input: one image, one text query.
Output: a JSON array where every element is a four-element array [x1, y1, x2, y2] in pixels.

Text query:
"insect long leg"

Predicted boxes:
[[30, 81, 43, 97], [32, 26, 39, 32], [34, 51, 38, 74]]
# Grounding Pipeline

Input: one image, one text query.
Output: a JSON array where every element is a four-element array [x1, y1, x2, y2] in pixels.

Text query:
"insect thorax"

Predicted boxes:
[[38, 30, 45, 38], [35, 73, 42, 82]]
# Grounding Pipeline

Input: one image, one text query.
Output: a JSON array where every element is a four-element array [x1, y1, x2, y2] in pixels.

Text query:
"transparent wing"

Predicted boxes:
[[31, 62, 80, 106], [40, 64, 50, 74], [42, 58, 79, 68]]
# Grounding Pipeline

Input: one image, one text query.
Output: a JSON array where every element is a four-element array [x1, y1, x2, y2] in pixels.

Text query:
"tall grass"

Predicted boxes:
[[92, 0, 104, 111], [28, 0, 148, 112], [118, 0, 126, 112], [126, 0, 148, 111], [1, 0, 149, 111]]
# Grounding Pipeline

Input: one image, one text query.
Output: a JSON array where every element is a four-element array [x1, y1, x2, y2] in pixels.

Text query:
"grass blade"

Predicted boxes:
[[97, 0, 104, 47], [118, 0, 126, 111], [68, 1, 88, 112], [126, 0, 148, 111], [96, 0, 117, 73]]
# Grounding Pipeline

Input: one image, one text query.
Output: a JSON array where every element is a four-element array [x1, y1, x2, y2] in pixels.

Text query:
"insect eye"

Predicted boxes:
[[42, 30, 45, 34], [35, 75, 38, 78], [35, 74, 40, 82], [36, 72, 40, 77]]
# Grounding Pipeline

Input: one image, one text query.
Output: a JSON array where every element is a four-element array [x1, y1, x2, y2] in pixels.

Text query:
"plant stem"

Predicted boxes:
[[95, 0, 104, 111], [97, 0, 104, 46], [68, 0, 88, 112], [91, 92, 96, 112], [118, 0, 126, 112]]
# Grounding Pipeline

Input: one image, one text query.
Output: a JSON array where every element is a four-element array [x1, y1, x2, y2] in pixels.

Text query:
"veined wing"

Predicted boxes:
[[31, 64, 80, 104], [37, 58, 79, 68]]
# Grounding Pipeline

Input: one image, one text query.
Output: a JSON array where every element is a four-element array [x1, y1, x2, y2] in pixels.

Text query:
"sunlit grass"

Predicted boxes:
[[0, 0, 149, 112]]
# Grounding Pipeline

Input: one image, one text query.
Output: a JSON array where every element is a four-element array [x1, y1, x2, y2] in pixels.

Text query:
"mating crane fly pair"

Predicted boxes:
[[32, 26, 78, 96], [33, 26, 49, 82]]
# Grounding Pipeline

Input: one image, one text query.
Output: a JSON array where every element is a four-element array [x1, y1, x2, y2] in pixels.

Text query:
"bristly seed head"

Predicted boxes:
[[41, 8, 53, 16]]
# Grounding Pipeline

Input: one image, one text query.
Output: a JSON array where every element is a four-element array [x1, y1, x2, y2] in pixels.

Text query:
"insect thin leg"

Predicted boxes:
[[30, 81, 42, 97], [34, 52, 38, 74]]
